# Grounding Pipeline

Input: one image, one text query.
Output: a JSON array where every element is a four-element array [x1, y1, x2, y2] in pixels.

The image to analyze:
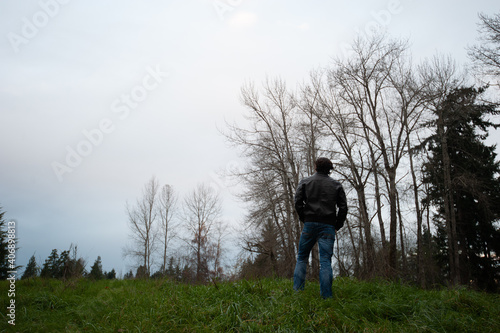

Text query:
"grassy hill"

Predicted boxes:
[[1, 277, 499, 332]]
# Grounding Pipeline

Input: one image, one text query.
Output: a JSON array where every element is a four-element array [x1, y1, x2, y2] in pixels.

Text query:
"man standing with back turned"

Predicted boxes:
[[293, 157, 348, 298]]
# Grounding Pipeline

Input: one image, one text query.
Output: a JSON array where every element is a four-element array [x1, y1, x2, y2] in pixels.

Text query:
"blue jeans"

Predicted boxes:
[[293, 222, 336, 298]]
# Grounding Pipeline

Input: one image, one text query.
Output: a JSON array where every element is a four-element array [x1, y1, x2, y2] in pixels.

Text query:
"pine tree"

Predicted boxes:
[[422, 86, 500, 290], [89, 256, 104, 280], [135, 265, 148, 279], [105, 269, 116, 280], [64, 245, 86, 279], [40, 249, 59, 278], [167, 256, 175, 278], [22, 254, 39, 279], [57, 250, 70, 279], [123, 270, 134, 279]]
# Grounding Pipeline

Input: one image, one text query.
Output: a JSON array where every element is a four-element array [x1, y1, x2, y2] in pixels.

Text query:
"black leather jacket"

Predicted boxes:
[[294, 172, 348, 230]]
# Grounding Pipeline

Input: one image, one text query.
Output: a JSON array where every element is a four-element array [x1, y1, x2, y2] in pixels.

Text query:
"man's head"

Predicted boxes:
[[315, 157, 333, 174]]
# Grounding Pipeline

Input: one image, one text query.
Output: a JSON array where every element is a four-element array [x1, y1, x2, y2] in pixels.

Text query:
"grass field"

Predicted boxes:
[[1, 277, 499, 332]]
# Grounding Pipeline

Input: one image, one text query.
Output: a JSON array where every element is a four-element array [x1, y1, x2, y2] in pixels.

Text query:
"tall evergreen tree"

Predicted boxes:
[[422, 86, 500, 290], [40, 249, 60, 278], [22, 254, 39, 279], [64, 245, 86, 279], [135, 265, 148, 279], [89, 256, 104, 280], [56, 250, 70, 279], [123, 270, 134, 279], [105, 268, 116, 280]]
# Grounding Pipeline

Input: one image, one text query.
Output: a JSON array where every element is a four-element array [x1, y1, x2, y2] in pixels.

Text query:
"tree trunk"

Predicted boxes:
[[438, 112, 460, 285], [388, 169, 398, 277]]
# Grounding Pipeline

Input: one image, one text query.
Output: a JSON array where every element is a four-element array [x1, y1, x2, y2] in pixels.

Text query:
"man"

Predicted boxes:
[[293, 157, 348, 298]]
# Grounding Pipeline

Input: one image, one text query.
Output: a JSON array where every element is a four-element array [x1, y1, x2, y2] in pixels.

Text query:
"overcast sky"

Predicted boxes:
[[1, 0, 499, 277]]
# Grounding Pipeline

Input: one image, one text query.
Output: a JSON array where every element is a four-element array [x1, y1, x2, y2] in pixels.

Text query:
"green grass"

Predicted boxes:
[[1, 277, 499, 332]]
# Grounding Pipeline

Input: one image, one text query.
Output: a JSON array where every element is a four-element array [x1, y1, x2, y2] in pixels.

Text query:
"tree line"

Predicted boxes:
[[229, 13, 500, 291], [0, 177, 229, 283], [4, 244, 116, 281], [0, 180, 228, 283], [0, 205, 117, 281], [122, 177, 228, 284]]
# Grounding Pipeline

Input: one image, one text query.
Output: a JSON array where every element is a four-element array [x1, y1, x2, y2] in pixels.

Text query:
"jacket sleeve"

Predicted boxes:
[[335, 185, 348, 230], [294, 181, 305, 222]]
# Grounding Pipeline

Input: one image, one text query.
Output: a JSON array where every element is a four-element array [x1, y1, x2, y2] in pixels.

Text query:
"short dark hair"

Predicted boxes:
[[315, 157, 333, 174]]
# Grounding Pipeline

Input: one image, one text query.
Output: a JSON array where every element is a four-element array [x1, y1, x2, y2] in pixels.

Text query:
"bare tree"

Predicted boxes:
[[157, 184, 177, 274], [223, 78, 302, 277], [123, 176, 160, 276], [183, 183, 223, 283], [468, 12, 500, 86], [211, 219, 229, 280], [302, 69, 376, 277], [328, 35, 428, 277], [389, 51, 431, 285]]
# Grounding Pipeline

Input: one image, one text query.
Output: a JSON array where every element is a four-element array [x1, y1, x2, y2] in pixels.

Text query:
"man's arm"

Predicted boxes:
[[294, 181, 305, 222], [336, 186, 348, 230]]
